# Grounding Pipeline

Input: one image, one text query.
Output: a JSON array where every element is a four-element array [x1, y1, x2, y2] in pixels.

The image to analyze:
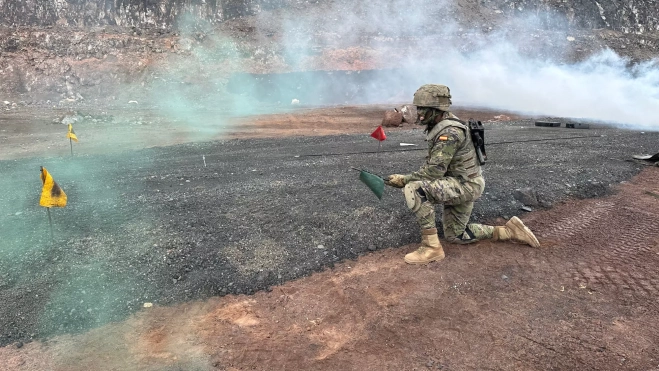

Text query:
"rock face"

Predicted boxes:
[[0, 0, 224, 28], [0, 0, 657, 33], [0, 0, 306, 28], [0, 0, 658, 104], [488, 0, 659, 34]]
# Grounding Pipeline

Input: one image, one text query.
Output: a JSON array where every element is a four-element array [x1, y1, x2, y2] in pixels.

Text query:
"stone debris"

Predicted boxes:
[[491, 115, 511, 122]]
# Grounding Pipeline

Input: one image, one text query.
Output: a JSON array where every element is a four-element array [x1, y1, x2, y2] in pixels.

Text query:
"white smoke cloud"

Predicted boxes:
[[264, 0, 659, 130], [148, 0, 659, 131], [421, 46, 659, 129]]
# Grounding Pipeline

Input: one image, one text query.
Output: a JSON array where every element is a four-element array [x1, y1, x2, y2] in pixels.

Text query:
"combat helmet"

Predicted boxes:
[[413, 84, 452, 111]]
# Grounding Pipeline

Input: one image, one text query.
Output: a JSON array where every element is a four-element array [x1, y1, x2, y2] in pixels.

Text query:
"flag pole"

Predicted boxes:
[[46, 207, 54, 241], [70, 138, 73, 156]]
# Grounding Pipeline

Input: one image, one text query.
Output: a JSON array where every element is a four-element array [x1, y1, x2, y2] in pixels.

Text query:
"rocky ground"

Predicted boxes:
[[0, 104, 658, 370]]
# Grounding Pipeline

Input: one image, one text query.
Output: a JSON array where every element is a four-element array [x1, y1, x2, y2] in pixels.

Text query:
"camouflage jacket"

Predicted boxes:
[[406, 114, 483, 185]]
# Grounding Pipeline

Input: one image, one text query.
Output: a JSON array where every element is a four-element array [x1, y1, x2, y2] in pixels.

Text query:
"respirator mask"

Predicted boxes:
[[416, 107, 438, 126]]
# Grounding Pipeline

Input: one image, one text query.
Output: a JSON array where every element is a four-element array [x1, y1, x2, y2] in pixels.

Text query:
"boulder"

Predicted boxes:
[[382, 109, 403, 127], [400, 105, 417, 124]]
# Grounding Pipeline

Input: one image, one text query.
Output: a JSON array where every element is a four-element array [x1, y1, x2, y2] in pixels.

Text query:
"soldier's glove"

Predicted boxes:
[[385, 174, 409, 188]]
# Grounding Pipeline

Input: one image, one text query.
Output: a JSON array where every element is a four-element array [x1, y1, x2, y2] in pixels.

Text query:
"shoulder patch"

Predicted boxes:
[[438, 135, 449, 141]]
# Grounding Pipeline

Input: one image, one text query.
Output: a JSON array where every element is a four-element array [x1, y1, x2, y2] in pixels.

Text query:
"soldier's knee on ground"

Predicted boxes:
[[444, 226, 478, 245], [404, 182, 427, 212]]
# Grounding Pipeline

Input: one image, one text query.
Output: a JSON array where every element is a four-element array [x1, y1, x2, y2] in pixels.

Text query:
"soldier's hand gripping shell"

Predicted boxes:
[[385, 174, 408, 188]]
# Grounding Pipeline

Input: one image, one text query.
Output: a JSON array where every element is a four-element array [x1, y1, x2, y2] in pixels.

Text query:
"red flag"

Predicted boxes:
[[371, 126, 386, 141]]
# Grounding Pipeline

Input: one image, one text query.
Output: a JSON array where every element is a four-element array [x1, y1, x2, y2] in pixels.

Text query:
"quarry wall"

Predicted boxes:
[[1, 0, 658, 103], [0, 0, 657, 34]]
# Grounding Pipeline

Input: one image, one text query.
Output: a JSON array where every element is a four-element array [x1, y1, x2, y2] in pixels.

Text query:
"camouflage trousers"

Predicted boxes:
[[405, 177, 494, 243]]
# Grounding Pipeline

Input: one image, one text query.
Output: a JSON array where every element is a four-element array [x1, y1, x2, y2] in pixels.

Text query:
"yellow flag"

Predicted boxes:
[[67, 123, 78, 142], [40, 166, 67, 208]]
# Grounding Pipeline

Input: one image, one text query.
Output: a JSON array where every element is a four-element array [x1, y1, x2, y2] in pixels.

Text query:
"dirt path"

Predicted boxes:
[[1, 167, 657, 370], [0, 105, 522, 160]]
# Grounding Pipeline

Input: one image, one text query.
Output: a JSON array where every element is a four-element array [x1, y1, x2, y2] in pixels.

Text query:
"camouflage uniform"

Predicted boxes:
[[387, 84, 539, 264], [404, 113, 494, 243]]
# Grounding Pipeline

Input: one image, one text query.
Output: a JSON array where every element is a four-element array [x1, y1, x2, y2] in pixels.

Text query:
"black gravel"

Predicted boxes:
[[0, 119, 657, 346]]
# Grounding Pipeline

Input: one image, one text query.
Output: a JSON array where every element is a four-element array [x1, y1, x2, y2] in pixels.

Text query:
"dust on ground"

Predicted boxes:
[[1, 166, 657, 371], [0, 105, 524, 160]]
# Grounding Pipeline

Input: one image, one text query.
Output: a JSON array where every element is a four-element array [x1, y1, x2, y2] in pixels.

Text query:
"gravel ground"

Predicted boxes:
[[0, 118, 657, 346]]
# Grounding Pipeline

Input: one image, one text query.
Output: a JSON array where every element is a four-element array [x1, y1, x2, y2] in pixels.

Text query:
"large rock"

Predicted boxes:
[[382, 109, 403, 127], [399, 105, 416, 124]]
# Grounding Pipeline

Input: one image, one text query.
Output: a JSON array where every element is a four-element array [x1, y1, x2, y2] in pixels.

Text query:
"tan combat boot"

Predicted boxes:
[[493, 216, 540, 248], [404, 228, 445, 264]]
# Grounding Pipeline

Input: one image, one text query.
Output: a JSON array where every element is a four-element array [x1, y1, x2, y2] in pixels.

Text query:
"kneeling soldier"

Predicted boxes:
[[385, 84, 540, 264]]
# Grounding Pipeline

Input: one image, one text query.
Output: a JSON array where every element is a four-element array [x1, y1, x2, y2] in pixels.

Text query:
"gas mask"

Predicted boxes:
[[416, 107, 439, 126]]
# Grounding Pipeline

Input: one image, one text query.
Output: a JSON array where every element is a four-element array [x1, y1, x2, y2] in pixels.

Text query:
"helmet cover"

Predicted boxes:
[[413, 84, 452, 111]]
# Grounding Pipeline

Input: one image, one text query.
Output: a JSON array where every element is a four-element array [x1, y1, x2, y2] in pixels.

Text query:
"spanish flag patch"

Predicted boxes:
[[438, 135, 449, 141]]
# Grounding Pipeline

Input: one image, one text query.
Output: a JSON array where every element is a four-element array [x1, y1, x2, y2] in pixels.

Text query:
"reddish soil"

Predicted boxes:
[[1, 107, 657, 370]]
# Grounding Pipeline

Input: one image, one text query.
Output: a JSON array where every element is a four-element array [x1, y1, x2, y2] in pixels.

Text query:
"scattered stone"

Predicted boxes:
[[491, 114, 511, 122], [291, 98, 300, 105], [57, 112, 81, 125], [143, 302, 153, 308], [521, 206, 533, 212]]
